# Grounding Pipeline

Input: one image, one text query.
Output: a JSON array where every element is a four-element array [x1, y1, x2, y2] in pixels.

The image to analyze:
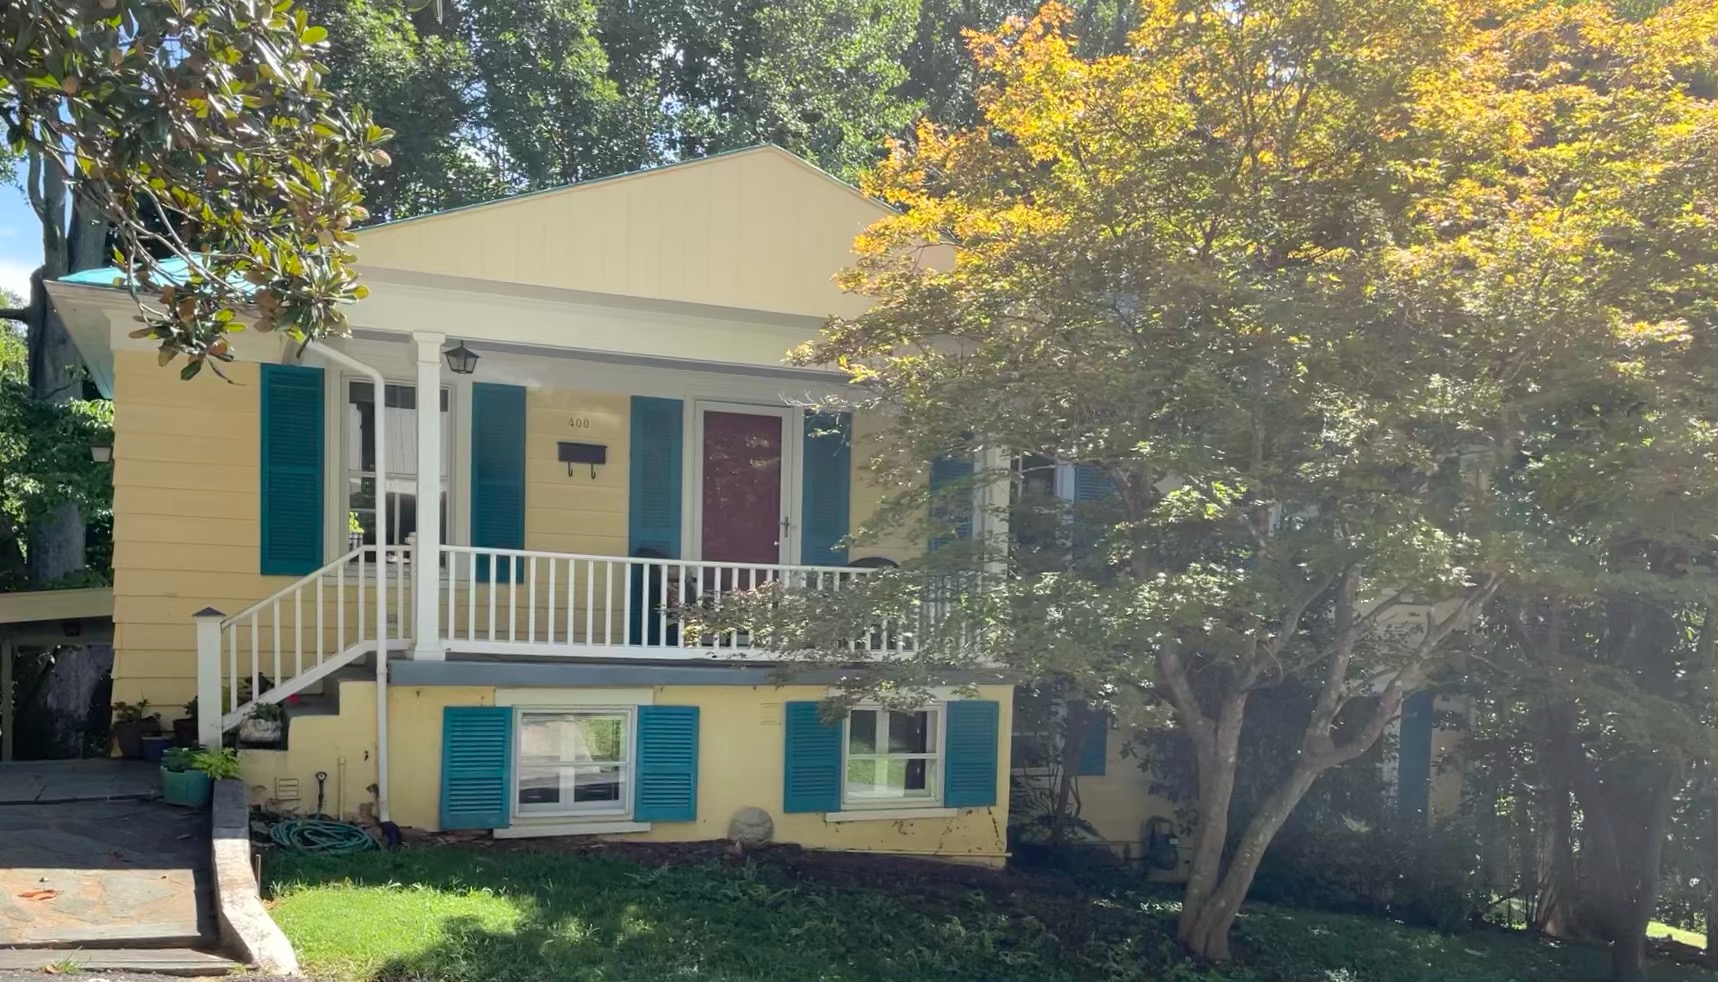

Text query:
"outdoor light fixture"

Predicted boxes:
[[443, 341, 479, 375], [90, 438, 112, 463]]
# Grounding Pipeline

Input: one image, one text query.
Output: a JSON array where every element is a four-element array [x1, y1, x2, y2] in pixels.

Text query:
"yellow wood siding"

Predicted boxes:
[[108, 364, 916, 704], [110, 350, 273, 708], [356, 148, 887, 320]]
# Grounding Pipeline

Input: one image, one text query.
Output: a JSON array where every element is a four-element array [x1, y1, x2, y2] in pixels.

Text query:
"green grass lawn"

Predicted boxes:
[[264, 844, 1712, 982]]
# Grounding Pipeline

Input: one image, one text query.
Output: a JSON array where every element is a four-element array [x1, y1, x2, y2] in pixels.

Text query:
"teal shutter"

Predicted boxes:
[[1072, 464, 1118, 560], [929, 454, 973, 551], [1073, 464, 1117, 502], [470, 383, 526, 583], [259, 364, 325, 576], [944, 700, 1000, 808], [800, 411, 851, 566], [440, 706, 512, 830], [628, 396, 683, 558], [783, 701, 841, 813], [1398, 692, 1433, 825], [1075, 703, 1108, 777], [635, 705, 699, 822]]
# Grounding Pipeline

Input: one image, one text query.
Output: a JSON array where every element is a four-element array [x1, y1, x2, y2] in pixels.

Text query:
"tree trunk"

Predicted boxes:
[[1535, 703, 1581, 938], [1176, 692, 1247, 950], [1181, 763, 1322, 961], [22, 162, 102, 588]]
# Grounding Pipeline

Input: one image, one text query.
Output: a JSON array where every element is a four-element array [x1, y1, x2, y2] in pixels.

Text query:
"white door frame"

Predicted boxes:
[[687, 400, 801, 565]]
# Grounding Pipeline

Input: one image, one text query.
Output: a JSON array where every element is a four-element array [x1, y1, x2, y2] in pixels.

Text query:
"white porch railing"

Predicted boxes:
[[195, 545, 410, 746], [195, 542, 950, 746], [439, 545, 920, 658]]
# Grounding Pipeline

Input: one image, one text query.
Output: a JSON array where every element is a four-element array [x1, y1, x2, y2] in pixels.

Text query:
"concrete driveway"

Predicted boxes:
[[0, 797, 213, 947]]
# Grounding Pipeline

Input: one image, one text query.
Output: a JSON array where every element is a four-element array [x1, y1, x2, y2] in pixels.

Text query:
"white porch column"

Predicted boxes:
[[977, 445, 1010, 581], [412, 331, 446, 660], [194, 608, 224, 749]]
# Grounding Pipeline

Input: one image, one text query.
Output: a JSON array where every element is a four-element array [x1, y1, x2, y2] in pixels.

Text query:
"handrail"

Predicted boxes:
[[220, 546, 366, 627], [438, 544, 866, 577], [212, 544, 410, 732]]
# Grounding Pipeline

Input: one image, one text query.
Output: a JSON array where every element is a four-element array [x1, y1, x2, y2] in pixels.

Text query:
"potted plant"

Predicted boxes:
[[111, 701, 162, 759], [348, 511, 365, 551], [237, 701, 285, 747], [160, 747, 209, 807], [173, 699, 198, 746]]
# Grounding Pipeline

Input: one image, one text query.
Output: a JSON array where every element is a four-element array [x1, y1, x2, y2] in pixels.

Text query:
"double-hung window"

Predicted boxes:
[[515, 709, 633, 818], [843, 707, 942, 807], [344, 380, 450, 554]]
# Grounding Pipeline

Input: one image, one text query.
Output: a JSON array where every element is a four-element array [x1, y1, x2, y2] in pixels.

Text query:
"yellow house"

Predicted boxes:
[[46, 146, 1013, 864]]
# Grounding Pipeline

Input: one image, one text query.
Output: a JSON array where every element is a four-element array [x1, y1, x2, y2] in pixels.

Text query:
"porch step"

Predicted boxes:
[[282, 659, 376, 718], [0, 945, 240, 976]]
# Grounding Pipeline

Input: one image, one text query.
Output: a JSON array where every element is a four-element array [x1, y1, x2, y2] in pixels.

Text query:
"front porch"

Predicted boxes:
[[194, 543, 925, 745]]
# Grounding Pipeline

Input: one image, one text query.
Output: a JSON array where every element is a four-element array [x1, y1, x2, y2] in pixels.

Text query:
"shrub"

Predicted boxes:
[[1246, 818, 1486, 932]]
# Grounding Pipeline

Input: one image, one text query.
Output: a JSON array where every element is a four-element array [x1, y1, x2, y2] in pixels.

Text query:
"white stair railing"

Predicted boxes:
[[195, 544, 411, 745]]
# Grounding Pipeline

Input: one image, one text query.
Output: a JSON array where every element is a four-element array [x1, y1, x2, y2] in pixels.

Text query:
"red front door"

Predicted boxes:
[[700, 410, 785, 564]]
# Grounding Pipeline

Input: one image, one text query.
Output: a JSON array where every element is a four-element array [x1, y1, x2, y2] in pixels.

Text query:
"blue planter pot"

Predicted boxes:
[[160, 767, 212, 808], [141, 735, 175, 762]]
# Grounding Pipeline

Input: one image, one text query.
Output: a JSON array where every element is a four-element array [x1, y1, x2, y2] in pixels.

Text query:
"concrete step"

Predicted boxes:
[[0, 946, 239, 976]]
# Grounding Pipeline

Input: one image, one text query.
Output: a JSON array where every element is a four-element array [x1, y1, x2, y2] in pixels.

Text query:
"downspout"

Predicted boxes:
[[305, 341, 391, 824]]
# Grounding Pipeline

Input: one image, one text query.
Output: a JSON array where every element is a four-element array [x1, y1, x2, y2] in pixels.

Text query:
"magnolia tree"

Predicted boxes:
[[1, 0, 392, 373], [687, 0, 1718, 961]]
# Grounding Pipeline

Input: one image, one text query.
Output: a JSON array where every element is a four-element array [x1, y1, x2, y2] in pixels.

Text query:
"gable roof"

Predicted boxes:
[[355, 145, 889, 319]]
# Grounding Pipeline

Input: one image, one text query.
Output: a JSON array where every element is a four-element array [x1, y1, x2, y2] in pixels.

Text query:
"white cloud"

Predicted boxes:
[[0, 256, 37, 305]]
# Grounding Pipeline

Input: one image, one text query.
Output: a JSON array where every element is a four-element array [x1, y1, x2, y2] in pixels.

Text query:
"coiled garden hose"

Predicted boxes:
[[269, 817, 378, 854]]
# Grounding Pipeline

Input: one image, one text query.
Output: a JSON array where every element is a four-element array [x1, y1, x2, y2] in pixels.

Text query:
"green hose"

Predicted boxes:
[[269, 817, 378, 854]]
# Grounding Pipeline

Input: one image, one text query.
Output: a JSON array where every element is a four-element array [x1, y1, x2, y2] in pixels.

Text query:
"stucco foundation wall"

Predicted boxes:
[[244, 680, 1011, 861]]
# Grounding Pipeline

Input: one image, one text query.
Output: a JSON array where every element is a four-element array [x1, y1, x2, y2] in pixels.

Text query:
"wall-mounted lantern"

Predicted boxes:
[[443, 341, 479, 375], [90, 437, 113, 463]]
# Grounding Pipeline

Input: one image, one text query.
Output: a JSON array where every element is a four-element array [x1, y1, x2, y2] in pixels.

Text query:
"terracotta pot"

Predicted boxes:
[[112, 717, 162, 759]]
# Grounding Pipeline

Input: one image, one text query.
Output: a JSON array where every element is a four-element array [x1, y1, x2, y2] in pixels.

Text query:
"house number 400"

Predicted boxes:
[[568, 417, 592, 429]]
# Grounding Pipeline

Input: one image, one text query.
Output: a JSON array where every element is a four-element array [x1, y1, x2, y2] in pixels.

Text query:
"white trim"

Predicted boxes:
[[688, 400, 802, 564], [510, 704, 637, 820], [841, 704, 946, 810], [823, 807, 958, 823], [497, 687, 654, 707], [494, 819, 652, 839]]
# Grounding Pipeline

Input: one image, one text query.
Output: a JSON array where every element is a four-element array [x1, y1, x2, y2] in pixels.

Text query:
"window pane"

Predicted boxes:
[[517, 765, 561, 806], [346, 380, 452, 537], [572, 763, 624, 803], [849, 710, 877, 755], [888, 711, 931, 754], [573, 715, 627, 762], [846, 758, 935, 801]]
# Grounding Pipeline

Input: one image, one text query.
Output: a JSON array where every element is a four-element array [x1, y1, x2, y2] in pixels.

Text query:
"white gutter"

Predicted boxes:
[[305, 341, 392, 824]]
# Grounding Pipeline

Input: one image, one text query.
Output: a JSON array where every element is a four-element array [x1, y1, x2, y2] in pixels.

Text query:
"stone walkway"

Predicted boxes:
[[0, 760, 158, 805], [0, 798, 212, 947]]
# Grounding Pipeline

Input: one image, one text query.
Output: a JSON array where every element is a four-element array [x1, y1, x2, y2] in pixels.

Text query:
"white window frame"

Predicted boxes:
[[841, 704, 946, 810], [511, 705, 637, 821], [325, 373, 464, 566]]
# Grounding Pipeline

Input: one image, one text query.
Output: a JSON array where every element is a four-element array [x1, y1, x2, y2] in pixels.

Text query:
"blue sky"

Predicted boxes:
[[0, 162, 39, 303]]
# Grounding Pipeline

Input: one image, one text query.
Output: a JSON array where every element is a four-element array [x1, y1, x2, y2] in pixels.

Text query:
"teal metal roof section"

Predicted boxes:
[[57, 256, 256, 293], [57, 256, 193, 288]]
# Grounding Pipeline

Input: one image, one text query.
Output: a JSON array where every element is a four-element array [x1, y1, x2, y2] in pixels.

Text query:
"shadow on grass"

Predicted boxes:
[[266, 846, 1185, 982], [264, 846, 1711, 982]]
